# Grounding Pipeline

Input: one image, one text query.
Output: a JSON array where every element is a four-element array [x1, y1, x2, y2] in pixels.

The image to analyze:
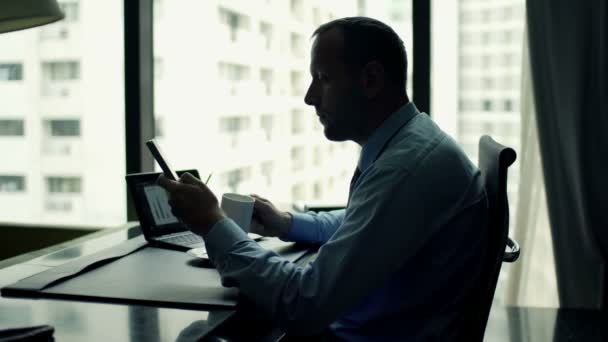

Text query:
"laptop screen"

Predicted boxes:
[[126, 169, 199, 239], [143, 184, 179, 226]]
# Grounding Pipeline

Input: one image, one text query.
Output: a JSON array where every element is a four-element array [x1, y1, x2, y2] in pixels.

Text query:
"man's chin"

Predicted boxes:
[[322, 126, 349, 142]]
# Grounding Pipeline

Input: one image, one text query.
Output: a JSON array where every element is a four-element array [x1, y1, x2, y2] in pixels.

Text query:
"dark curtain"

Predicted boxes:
[[527, 0, 608, 308]]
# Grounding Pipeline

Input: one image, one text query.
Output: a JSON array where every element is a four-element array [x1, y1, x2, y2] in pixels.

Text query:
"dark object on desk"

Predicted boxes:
[[126, 169, 206, 252], [457, 135, 520, 341], [0, 325, 54, 342]]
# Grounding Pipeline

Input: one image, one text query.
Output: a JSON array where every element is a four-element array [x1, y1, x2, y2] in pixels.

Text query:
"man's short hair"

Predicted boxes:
[[313, 17, 408, 93]]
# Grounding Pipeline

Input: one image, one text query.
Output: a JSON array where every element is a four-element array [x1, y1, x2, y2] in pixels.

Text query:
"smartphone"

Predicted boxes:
[[146, 139, 179, 180]]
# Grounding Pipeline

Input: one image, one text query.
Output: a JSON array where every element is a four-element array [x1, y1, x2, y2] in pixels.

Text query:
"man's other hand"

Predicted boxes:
[[249, 194, 292, 238], [157, 172, 226, 236]]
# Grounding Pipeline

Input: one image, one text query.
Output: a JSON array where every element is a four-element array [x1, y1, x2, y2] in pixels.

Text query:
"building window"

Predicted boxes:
[[42, 61, 80, 81], [291, 183, 305, 201], [482, 99, 493, 111], [59, 1, 80, 22], [218, 7, 249, 41], [0, 64, 23, 81], [260, 68, 274, 96], [504, 99, 514, 112], [154, 58, 163, 80], [45, 119, 81, 137], [313, 181, 322, 200], [260, 114, 274, 140], [219, 116, 250, 133], [0, 119, 25, 136], [313, 146, 322, 166], [155, 116, 164, 137], [0, 176, 25, 192], [291, 109, 305, 134], [290, 33, 305, 58], [291, 146, 305, 170], [222, 168, 250, 193], [46, 176, 82, 193], [218, 62, 249, 81], [290, 70, 304, 96], [261, 161, 273, 186], [290, 0, 304, 21], [260, 22, 273, 50]]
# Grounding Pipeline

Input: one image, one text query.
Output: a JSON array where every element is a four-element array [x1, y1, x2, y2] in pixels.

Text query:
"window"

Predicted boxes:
[[0, 64, 23, 81], [260, 22, 273, 50], [218, 8, 249, 42], [482, 99, 493, 111], [291, 183, 305, 201], [0, 0, 125, 227], [0, 120, 24, 136], [222, 168, 251, 193], [313, 181, 322, 199], [260, 68, 274, 96], [59, 1, 80, 22], [432, 0, 527, 305], [219, 116, 250, 133], [260, 114, 274, 140], [0, 176, 25, 192], [42, 61, 80, 81], [291, 146, 305, 170], [290, 33, 305, 58], [291, 109, 305, 134], [45, 119, 81, 137], [155, 117, 164, 137], [154, 1, 407, 204], [154, 58, 163, 80], [218, 62, 249, 82], [313, 145, 322, 166], [290, 0, 304, 21], [46, 176, 82, 193], [290, 71, 305, 96], [261, 161, 273, 186]]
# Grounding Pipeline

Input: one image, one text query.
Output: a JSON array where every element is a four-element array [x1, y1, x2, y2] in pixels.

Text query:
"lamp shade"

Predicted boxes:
[[0, 0, 64, 34]]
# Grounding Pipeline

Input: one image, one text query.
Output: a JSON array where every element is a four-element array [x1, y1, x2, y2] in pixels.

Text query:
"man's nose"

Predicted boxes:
[[304, 83, 317, 106]]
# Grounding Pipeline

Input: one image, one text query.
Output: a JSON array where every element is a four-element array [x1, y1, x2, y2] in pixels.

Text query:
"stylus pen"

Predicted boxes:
[[205, 173, 213, 185]]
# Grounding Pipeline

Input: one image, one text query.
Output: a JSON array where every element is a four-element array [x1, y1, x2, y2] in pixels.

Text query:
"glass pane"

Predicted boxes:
[[431, 0, 526, 303], [153, 0, 412, 206], [0, 0, 126, 227]]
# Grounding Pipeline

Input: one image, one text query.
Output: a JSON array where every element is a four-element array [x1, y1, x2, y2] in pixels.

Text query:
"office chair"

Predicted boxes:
[[301, 135, 520, 341], [455, 135, 520, 341]]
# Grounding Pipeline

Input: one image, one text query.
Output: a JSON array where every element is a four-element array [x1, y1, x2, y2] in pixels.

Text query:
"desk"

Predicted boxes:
[[1, 224, 606, 341]]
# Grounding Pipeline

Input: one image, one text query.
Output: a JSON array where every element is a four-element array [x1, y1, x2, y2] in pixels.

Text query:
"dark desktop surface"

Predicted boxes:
[[0, 224, 605, 341]]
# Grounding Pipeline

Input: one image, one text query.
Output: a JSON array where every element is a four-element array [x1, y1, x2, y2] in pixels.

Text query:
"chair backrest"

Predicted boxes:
[[458, 135, 517, 341]]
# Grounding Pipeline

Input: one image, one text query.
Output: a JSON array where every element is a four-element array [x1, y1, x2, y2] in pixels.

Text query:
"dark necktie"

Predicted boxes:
[[347, 167, 362, 206]]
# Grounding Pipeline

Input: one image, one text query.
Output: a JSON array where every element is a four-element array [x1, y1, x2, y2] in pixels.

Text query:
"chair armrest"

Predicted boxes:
[[503, 237, 520, 263]]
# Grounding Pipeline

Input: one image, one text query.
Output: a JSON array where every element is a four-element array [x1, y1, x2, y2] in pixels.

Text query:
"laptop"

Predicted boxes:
[[126, 169, 207, 252]]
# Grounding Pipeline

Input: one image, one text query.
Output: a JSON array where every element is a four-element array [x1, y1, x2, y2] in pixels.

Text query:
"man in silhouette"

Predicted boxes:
[[159, 17, 487, 340]]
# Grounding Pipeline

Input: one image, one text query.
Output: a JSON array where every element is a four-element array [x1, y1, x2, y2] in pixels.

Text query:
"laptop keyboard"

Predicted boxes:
[[159, 232, 204, 246]]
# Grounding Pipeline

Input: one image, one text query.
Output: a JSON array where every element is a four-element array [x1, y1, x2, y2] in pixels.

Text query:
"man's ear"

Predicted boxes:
[[360, 60, 385, 99]]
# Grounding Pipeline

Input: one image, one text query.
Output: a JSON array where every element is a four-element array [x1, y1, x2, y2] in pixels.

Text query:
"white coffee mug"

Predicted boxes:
[[220, 193, 255, 232]]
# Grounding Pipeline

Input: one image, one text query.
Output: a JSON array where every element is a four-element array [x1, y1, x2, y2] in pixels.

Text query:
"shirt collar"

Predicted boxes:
[[358, 101, 420, 172]]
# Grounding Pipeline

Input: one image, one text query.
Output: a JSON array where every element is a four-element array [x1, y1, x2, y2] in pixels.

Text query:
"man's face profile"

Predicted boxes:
[[304, 28, 367, 142]]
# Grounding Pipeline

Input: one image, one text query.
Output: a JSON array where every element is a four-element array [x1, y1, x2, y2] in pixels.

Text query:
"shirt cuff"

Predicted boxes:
[[281, 212, 318, 243], [204, 218, 250, 263]]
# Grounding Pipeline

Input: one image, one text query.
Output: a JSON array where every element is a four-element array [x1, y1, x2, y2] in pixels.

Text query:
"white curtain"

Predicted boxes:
[[503, 26, 559, 308]]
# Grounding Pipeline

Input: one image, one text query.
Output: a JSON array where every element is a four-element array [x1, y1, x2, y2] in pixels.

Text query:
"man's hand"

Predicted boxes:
[[157, 172, 226, 236], [249, 194, 293, 238]]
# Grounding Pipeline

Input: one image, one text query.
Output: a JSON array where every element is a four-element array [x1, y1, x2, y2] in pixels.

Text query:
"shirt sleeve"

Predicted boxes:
[[281, 209, 345, 244], [203, 160, 484, 335]]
